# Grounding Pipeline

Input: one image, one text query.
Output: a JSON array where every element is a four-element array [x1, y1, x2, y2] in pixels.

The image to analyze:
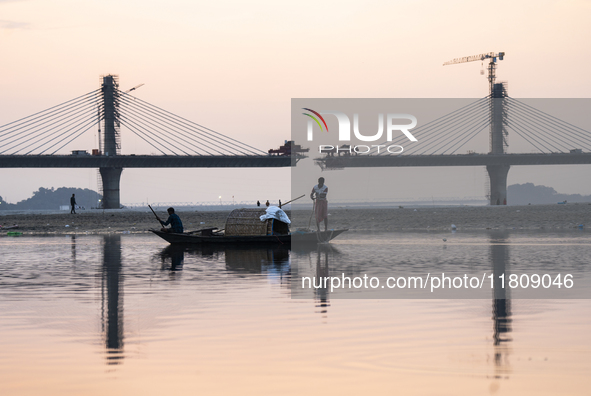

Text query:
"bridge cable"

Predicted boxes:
[[118, 113, 187, 155], [1, 107, 99, 154], [119, 96, 235, 155], [403, 99, 490, 155], [507, 98, 591, 143], [506, 98, 591, 149], [0, 95, 101, 146], [118, 112, 194, 156], [406, 108, 486, 155], [505, 103, 585, 152], [506, 100, 574, 151], [0, 90, 100, 136], [118, 109, 197, 155], [119, 98, 229, 155], [49, 118, 102, 155], [504, 112, 561, 153], [448, 116, 493, 155], [369, 96, 490, 156], [432, 111, 490, 155], [118, 94, 255, 156], [32, 115, 101, 155], [0, 97, 100, 143], [504, 119, 547, 153], [505, 102, 572, 152], [119, 91, 266, 155], [0, 101, 100, 153], [382, 96, 490, 154], [118, 98, 225, 155], [411, 101, 490, 155], [115, 114, 169, 155]]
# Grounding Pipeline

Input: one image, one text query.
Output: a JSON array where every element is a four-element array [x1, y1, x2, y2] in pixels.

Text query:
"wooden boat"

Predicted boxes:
[[151, 228, 347, 245], [152, 208, 347, 245]]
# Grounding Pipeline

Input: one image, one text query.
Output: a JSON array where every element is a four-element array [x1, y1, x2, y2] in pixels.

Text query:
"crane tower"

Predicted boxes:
[[444, 52, 509, 205], [443, 52, 505, 95]]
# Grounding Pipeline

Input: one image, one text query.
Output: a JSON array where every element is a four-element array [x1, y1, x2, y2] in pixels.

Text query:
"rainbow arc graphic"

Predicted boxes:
[[302, 108, 329, 133]]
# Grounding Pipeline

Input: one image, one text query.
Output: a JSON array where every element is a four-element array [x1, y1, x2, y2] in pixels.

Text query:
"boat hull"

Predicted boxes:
[[151, 229, 347, 245]]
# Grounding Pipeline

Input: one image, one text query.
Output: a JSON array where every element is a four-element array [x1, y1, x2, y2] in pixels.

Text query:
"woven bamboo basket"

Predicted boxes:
[[224, 208, 272, 236]]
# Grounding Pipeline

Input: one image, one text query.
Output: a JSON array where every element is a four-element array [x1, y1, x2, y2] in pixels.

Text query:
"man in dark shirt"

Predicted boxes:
[[70, 194, 76, 214], [159, 207, 183, 233]]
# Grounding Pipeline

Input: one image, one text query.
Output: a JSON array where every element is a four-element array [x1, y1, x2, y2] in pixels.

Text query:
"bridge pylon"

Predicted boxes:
[[99, 75, 123, 209], [487, 82, 509, 205]]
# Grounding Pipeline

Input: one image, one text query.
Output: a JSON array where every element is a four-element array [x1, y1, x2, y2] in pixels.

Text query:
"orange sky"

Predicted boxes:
[[1, 0, 590, 204]]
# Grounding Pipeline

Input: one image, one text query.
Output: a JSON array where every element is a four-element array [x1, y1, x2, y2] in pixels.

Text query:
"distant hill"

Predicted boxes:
[[0, 187, 102, 210], [508, 183, 591, 205]]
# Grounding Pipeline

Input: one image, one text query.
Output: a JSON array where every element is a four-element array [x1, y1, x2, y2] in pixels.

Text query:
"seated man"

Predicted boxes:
[[159, 207, 184, 233]]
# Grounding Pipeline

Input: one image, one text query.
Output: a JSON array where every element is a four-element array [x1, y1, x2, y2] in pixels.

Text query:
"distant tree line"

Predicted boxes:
[[0, 183, 588, 209], [508, 183, 591, 205], [0, 187, 102, 210]]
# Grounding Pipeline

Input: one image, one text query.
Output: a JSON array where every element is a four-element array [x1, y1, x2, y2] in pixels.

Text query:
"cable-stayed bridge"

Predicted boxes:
[[314, 52, 591, 205], [315, 85, 591, 205], [0, 75, 294, 208], [2, 70, 590, 209]]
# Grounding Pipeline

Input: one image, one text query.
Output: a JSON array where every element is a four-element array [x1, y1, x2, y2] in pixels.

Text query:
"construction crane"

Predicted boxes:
[[443, 52, 505, 95]]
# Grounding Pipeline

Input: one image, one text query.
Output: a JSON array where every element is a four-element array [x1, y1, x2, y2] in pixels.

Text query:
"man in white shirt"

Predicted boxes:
[[310, 177, 328, 231]]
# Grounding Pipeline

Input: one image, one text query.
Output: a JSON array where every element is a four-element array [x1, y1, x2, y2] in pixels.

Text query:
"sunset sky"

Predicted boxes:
[[1, 0, 590, 205]]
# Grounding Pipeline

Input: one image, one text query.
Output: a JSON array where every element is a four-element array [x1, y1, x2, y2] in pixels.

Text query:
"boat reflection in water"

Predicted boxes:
[[158, 243, 291, 279], [158, 244, 186, 271]]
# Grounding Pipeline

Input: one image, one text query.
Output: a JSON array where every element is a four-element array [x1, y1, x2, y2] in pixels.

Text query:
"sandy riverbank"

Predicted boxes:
[[1, 203, 590, 235]]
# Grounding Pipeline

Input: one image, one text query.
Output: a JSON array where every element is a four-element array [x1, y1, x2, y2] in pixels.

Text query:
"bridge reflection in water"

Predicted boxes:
[[101, 235, 124, 365], [97, 233, 516, 372], [490, 232, 512, 380], [296, 233, 514, 379]]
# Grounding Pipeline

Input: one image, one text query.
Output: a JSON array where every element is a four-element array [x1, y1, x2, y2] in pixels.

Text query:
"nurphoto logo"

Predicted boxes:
[[302, 108, 418, 154]]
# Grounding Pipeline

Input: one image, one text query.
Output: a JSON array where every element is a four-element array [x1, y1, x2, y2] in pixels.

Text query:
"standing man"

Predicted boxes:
[[158, 207, 184, 233], [70, 194, 77, 214], [310, 177, 328, 231]]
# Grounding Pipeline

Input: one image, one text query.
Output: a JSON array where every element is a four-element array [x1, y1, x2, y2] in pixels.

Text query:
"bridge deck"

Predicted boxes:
[[0, 155, 293, 168], [2, 153, 591, 169], [316, 153, 591, 168]]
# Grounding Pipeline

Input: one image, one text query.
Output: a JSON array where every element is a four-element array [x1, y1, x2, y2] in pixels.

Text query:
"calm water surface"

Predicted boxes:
[[0, 232, 589, 395]]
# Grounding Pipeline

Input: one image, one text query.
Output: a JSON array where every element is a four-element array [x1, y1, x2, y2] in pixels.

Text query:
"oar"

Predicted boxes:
[[148, 205, 162, 226], [308, 199, 316, 230]]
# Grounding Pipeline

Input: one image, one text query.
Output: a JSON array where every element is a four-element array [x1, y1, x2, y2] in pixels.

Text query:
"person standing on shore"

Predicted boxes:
[[70, 194, 76, 214], [310, 177, 328, 231]]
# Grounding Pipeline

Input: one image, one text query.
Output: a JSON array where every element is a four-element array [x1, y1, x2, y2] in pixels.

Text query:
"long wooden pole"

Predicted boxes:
[[148, 205, 161, 225], [281, 194, 305, 207]]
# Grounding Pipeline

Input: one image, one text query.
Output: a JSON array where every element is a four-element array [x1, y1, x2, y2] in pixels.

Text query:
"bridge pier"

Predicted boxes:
[[488, 83, 509, 205], [487, 165, 510, 205], [99, 167, 123, 209]]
